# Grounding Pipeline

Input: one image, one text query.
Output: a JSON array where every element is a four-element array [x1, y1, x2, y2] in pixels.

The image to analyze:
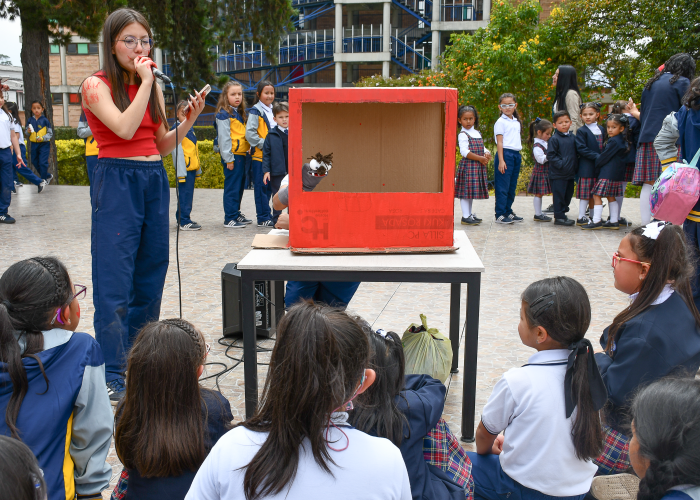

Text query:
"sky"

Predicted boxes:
[[0, 17, 23, 66]]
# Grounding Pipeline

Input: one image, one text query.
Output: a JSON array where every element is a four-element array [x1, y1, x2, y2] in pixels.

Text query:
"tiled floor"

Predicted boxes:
[[0, 185, 637, 497]]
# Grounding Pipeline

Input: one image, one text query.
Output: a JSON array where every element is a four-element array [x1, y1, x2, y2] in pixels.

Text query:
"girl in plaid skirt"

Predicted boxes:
[[456, 105, 491, 226], [575, 103, 605, 225], [611, 100, 641, 225], [527, 118, 553, 222]]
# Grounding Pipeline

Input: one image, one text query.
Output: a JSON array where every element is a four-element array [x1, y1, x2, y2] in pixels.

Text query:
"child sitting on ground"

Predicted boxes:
[[526, 117, 553, 222], [547, 111, 579, 226], [262, 101, 289, 226], [468, 276, 607, 500], [172, 101, 203, 231], [111, 319, 233, 500]]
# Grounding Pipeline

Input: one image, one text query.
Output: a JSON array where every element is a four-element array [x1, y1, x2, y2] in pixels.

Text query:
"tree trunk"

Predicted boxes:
[[20, 16, 59, 184]]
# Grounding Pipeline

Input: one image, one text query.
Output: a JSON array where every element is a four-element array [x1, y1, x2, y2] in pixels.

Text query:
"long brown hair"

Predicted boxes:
[[98, 8, 167, 126], [114, 319, 212, 477], [215, 80, 247, 121], [239, 301, 370, 500], [607, 224, 700, 353]]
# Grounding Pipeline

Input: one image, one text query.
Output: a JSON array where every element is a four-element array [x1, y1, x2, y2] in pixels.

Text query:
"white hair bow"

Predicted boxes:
[[642, 221, 670, 240]]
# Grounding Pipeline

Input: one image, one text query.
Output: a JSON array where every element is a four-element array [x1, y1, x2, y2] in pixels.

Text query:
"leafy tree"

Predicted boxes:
[[0, 53, 11, 65]]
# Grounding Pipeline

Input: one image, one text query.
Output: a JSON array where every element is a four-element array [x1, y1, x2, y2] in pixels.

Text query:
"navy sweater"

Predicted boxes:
[[678, 105, 700, 215], [575, 125, 606, 178], [547, 130, 578, 180], [595, 292, 700, 433], [261, 126, 288, 176], [595, 134, 628, 181], [624, 115, 640, 164], [639, 73, 690, 144]]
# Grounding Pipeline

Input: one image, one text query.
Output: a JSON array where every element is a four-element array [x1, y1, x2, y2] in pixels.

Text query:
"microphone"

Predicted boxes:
[[152, 67, 171, 84]]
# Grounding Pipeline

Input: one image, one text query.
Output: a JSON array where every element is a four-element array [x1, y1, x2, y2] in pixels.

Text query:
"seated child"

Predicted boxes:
[[0, 435, 48, 500], [262, 101, 289, 225], [0, 257, 112, 500], [468, 276, 607, 500], [593, 222, 700, 476], [171, 100, 203, 231], [547, 111, 578, 226], [186, 301, 411, 500], [112, 318, 233, 500], [350, 326, 473, 500]]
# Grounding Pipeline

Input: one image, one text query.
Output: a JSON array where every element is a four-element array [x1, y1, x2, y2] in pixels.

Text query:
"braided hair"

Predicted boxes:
[[643, 53, 696, 92], [0, 257, 72, 439], [160, 318, 206, 360]]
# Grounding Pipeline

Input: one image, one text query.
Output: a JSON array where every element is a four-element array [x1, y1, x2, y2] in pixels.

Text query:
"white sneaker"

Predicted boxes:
[[590, 474, 640, 500], [38, 180, 47, 193]]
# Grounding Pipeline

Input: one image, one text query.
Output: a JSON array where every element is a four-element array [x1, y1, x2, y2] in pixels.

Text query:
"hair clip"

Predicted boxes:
[[642, 221, 670, 240], [579, 104, 586, 109], [376, 329, 393, 342], [535, 117, 541, 123], [529, 292, 556, 318], [618, 114, 629, 123]]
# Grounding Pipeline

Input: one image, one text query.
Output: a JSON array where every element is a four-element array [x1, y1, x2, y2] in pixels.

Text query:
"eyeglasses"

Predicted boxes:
[[500, 103, 516, 109], [117, 36, 154, 50], [612, 252, 649, 268], [205, 343, 211, 356], [51, 284, 87, 325]]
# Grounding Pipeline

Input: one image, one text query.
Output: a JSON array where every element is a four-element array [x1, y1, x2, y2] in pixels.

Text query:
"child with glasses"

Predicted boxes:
[[0, 256, 113, 500], [592, 222, 700, 477], [493, 93, 523, 224]]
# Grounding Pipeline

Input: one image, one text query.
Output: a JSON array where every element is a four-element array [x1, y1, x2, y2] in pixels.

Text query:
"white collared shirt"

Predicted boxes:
[[533, 138, 548, 164], [586, 122, 602, 135], [259, 102, 276, 129], [493, 114, 522, 151], [630, 283, 674, 305], [277, 126, 288, 134], [481, 349, 597, 496], [0, 110, 12, 149], [458, 126, 482, 156]]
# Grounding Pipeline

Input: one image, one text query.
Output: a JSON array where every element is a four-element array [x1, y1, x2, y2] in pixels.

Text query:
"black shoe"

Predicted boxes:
[[495, 215, 514, 225], [508, 213, 524, 223], [0, 213, 16, 223], [258, 220, 274, 227], [471, 213, 483, 223], [576, 217, 590, 226], [224, 220, 246, 229], [180, 222, 202, 231], [602, 221, 620, 230], [236, 214, 253, 225], [581, 221, 603, 230], [533, 214, 552, 222], [543, 204, 554, 214], [618, 217, 629, 226], [106, 378, 126, 404], [554, 218, 575, 226], [461, 215, 480, 226]]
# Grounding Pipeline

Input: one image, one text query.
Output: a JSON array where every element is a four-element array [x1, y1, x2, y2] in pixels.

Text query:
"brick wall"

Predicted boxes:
[[51, 105, 84, 127], [53, 105, 65, 126], [67, 55, 100, 86], [50, 55, 62, 86]]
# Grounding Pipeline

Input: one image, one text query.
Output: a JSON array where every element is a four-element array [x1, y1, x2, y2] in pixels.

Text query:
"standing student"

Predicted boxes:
[[262, 101, 289, 226], [0, 98, 24, 224], [610, 100, 639, 226], [582, 114, 630, 230], [25, 100, 53, 182], [574, 103, 605, 225], [172, 101, 203, 231], [547, 110, 578, 226], [493, 93, 523, 225], [81, 8, 205, 401], [186, 302, 412, 500], [214, 80, 251, 229], [552, 65, 584, 135], [634, 53, 695, 225], [77, 111, 99, 195], [456, 105, 491, 225], [245, 80, 276, 227], [468, 276, 606, 500], [4, 101, 45, 194], [527, 117, 553, 222]]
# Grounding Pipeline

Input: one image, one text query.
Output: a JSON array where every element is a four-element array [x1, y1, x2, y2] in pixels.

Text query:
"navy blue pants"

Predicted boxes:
[[0, 147, 13, 215], [285, 281, 361, 309], [244, 153, 253, 189], [176, 170, 196, 226], [684, 219, 700, 311], [91, 158, 170, 383], [14, 144, 42, 186], [466, 452, 586, 500], [30, 141, 50, 179], [494, 149, 522, 218], [86, 155, 98, 198], [252, 159, 272, 223], [222, 155, 246, 223]]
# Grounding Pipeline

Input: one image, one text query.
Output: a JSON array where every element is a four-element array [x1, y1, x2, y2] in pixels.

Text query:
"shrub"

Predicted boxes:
[[54, 127, 79, 141]]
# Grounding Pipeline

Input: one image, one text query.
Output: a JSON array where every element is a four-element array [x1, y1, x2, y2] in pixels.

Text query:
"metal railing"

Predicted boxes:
[[391, 35, 431, 71], [342, 25, 384, 53], [440, 0, 484, 21], [394, 0, 432, 25]]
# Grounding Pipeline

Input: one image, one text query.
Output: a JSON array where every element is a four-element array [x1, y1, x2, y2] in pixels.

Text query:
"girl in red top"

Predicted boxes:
[[81, 8, 205, 401]]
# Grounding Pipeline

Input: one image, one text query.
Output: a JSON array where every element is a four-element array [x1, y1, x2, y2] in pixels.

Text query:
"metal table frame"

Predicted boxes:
[[240, 268, 481, 442]]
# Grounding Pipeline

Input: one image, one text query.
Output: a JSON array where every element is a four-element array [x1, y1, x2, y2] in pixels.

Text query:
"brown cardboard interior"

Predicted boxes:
[[251, 234, 289, 249], [302, 103, 445, 193]]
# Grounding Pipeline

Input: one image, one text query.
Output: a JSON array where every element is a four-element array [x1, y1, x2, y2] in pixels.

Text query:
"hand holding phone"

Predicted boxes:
[[185, 84, 209, 119]]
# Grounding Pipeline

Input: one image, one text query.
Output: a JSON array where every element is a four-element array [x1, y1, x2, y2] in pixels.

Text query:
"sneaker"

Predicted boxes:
[[554, 218, 575, 226], [576, 217, 590, 226], [471, 213, 483, 223], [14, 181, 23, 187], [581, 220, 603, 230], [603, 221, 620, 230], [106, 378, 126, 404], [495, 215, 514, 224], [224, 220, 246, 229], [543, 204, 554, 214], [0, 213, 16, 224], [507, 213, 524, 223], [236, 214, 253, 225], [258, 220, 274, 227], [38, 180, 47, 193], [180, 222, 202, 231], [44, 173, 53, 184], [590, 474, 640, 500], [533, 214, 552, 222], [461, 215, 480, 226]]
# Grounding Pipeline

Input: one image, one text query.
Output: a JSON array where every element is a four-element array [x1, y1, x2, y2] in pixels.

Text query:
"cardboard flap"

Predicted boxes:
[[252, 234, 290, 249]]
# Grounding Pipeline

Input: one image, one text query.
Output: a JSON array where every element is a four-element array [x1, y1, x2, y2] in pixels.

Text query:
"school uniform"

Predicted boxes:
[[215, 108, 250, 225], [493, 114, 522, 220], [26, 114, 53, 179], [527, 139, 551, 195], [246, 102, 274, 224], [456, 126, 489, 200], [575, 123, 605, 199], [467, 349, 597, 500], [592, 134, 627, 198], [11, 121, 43, 188], [623, 114, 639, 182], [77, 112, 99, 194], [659, 487, 700, 500], [0, 110, 14, 218], [262, 125, 289, 223], [547, 130, 578, 220], [171, 121, 202, 227]]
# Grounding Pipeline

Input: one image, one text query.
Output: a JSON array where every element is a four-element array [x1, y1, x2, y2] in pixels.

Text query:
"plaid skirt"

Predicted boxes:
[[424, 418, 474, 499], [455, 157, 489, 200], [576, 177, 597, 199], [527, 163, 551, 195], [624, 162, 635, 182], [593, 178, 624, 198], [594, 426, 631, 476], [110, 469, 128, 499], [632, 142, 665, 185]]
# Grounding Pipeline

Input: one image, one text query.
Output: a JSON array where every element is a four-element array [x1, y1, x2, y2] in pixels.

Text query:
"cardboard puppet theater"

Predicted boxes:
[[263, 87, 458, 254]]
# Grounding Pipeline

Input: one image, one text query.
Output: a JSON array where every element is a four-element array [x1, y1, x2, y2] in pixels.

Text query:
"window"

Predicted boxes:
[[67, 43, 77, 54], [89, 43, 99, 54], [77, 43, 88, 54], [69, 93, 81, 105], [50, 45, 60, 54], [52, 94, 63, 105]]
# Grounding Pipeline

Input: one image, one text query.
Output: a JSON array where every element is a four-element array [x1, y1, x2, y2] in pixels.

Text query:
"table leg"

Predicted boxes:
[[241, 274, 258, 418], [461, 274, 481, 442], [449, 283, 461, 373]]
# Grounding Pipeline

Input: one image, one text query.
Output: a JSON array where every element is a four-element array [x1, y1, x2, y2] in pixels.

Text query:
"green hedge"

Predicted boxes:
[[54, 126, 216, 141]]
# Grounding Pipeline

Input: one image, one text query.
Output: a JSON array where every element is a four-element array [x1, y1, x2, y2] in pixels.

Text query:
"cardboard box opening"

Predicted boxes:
[[302, 102, 445, 193]]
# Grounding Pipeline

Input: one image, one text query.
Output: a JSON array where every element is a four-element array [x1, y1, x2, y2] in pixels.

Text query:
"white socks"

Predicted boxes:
[[533, 197, 543, 216], [609, 200, 619, 223], [579, 199, 588, 220], [640, 183, 653, 225], [593, 205, 603, 223], [619, 183, 627, 215], [460, 199, 473, 218]]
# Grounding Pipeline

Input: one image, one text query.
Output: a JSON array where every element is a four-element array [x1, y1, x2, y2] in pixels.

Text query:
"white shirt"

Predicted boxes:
[[586, 122, 602, 135], [533, 138, 548, 164], [277, 126, 288, 134], [0, 110, 12, 149], [259, 102, 276, 129], [481, 349, 597, 496], [13, 121, 25, 143], [186, 424, 412, 500], [630, 283, 674, 305], [458, 126, 483, 157], [493, 114, 522, 151]]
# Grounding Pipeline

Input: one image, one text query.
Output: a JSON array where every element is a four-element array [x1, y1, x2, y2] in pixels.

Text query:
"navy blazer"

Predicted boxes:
[[595, 134, 628, 181], [595, 292, 700, 433], [575, 124, 606, 178], [624, 115, 640, 163], [547, 130, 578, 180], [639, 73, 690, 144], [261, 126, 288, 176]]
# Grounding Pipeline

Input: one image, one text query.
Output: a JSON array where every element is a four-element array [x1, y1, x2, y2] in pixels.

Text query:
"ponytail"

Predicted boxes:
[[528, 118, 552, 148], [0, 302, 26, 439]]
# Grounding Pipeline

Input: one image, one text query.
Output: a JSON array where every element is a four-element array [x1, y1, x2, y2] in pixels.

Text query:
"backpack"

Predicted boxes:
[[650, 148, 700, 225]]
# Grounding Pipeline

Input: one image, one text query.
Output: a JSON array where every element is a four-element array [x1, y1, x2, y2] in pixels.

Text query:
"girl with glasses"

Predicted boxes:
[[592, 222, 700, 477], [493, 93, 524, 225]]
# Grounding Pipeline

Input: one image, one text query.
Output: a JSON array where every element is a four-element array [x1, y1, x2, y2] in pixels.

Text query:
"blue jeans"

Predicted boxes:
[[30, 141, 51, 179], [177, 170, 197, 225], [684, 219, 700, 311], [467, 452, 586, 500], [252, 159, 272, 223], [285, 281, 361, 309], [0, 147, 13, 215], [91, 158, 170, 383], [494, 149, 522, 218], [15, 144, 43, 186], [222, 155, 246, 222], [86, 154, 98, 198]]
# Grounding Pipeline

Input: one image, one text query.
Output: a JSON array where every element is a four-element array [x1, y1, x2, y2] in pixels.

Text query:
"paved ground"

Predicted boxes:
[[0, 184, 637, 497]]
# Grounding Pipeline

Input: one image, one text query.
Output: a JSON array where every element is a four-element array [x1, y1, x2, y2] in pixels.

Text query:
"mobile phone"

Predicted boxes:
[[198, 84, 211, 97]]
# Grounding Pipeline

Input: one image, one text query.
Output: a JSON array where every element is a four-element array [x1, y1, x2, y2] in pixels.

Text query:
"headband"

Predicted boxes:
[[565, 338, 608, 418], [580, 102, 602, 109]]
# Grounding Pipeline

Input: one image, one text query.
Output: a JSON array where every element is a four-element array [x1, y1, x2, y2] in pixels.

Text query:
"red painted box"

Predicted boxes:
[[288, 87, 457, 253]]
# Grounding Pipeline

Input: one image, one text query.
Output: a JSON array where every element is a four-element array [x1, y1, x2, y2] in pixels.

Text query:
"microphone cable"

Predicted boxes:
[[168, 81, 183, 319]]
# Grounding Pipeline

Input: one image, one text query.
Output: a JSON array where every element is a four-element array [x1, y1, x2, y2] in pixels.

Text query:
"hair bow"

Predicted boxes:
[[642, 221, 670, 240], [535, 117, 542, 123], [618, 114, 629, 124], [376, 329, 394, 342], [564, 338, 608, 418]]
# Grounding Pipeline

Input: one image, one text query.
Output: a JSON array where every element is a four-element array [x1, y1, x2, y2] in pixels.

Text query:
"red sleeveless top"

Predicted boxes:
[[82, 72, 161, 158]]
